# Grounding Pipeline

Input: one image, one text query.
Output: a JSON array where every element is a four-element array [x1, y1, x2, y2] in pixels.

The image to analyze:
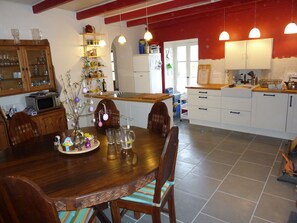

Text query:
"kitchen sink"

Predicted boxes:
[[221, 84, 257, 97]]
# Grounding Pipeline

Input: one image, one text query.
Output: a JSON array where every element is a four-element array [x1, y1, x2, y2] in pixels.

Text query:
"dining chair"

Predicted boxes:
[[8, 112, 40, 146], [147, 101, 171, 137], [94, 99, 120, 130], [0, 175, 97, 223], [110, 126, 179, 223]]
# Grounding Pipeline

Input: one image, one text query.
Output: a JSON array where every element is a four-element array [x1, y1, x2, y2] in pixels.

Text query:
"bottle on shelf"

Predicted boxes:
[[102, 79, 107, 92], [96, 79, 102, 93]]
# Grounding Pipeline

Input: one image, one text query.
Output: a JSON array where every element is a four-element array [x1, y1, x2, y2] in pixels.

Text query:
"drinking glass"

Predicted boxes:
[[105, 128, 115, 144], [120, 128, 135, 150], [11, 29, 20, 44]]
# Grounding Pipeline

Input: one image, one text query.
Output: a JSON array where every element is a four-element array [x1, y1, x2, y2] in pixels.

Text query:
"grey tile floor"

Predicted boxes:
[[101, 120, 297, 223]]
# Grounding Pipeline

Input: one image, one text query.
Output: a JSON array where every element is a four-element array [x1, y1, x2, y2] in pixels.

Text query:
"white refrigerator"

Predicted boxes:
[[133, 53, 162, 93]]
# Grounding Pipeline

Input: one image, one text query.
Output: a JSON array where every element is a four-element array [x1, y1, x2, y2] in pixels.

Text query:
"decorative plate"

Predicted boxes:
[[58, 139, 100, 155]]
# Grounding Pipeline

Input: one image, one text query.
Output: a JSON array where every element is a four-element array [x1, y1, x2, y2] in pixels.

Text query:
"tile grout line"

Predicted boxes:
[[247, 139, 286, 223]]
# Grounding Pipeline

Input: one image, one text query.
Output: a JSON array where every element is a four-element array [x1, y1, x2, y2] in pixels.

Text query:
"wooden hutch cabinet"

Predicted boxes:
[[0, 39, 56, 96], [0, 39, 68, 150]]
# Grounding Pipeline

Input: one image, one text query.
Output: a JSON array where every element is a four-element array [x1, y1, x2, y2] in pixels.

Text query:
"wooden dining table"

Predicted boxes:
[[0, 126, 165, 211]]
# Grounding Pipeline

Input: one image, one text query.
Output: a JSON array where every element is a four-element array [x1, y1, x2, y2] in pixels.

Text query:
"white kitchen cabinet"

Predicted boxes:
[[188, 89, 221, 122], [251, 92, 288, 131], [286, 94, 297, 134], [221, 97, 252, 126], [225, 38, 273, 70]]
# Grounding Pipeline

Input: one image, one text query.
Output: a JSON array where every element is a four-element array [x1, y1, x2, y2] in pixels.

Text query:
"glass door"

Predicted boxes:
[[164, 39, 198, 94], [25, 47, 52, 90], [0, 46, 25, 95]]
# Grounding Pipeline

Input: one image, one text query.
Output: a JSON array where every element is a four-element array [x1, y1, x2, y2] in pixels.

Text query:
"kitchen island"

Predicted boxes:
[[85, 92, 173, 128]]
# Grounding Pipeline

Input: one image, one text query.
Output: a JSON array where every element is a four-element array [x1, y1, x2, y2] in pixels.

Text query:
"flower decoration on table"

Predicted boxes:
[[60, 70, 96, 145]]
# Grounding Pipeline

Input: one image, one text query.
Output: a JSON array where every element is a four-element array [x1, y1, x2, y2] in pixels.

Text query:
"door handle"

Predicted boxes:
[[290, 96, 293, 107]]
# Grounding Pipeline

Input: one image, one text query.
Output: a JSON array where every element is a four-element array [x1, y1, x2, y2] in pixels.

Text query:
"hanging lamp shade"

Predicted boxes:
[[144, 30, 153, 41], [285, 0, 297, 34], [249, 1, 260, 39], [284, 22, 297, 34], [118, 35, 126, 44], [219, 31, 230, 41], [219, 8, 229, 41], [249, 27, 261, 38]]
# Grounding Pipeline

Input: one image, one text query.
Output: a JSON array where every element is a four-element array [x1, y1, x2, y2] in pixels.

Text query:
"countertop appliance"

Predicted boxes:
[[133, 53, 162, 93]]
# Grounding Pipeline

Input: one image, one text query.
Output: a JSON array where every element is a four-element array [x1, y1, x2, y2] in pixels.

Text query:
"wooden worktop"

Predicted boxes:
[[187, 84, 297, 94], [85, 91, 172, 103]]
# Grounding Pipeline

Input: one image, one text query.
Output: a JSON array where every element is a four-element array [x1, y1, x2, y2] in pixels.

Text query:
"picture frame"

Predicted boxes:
[[197, 64, 211, 85]]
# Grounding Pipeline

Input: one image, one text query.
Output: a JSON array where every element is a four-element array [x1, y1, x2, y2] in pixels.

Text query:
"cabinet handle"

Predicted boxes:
[[198, 108, 207, 110], [22, 67, 25, 71], [230, 111, 240, 115], [198, 96, 207, 99], [290, 96, 293, 107], [263, 94, 275, 97], [198, 91, 207, 94]]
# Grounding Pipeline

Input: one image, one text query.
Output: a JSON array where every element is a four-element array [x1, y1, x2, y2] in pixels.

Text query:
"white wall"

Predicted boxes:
[[0, 1, 144, 127]]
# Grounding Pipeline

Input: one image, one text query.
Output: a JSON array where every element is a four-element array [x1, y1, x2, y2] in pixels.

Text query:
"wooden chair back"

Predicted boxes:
[[94, 99, 120, 130], [147, 101, 171, 137], [8, 112, 39, 146], [153, 126, 179, 204], [0, 175, 61, 223]]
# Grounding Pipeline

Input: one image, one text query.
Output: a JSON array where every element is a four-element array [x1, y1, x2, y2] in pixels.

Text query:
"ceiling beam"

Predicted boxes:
[[32, 0, 74, 14], [104, 0, 208, 24], [126, 0, 255, 27], [76, 0, 147, 20]]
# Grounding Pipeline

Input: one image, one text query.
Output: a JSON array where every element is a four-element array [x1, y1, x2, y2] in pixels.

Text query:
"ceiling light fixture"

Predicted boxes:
[[118, 11, 126, 45], [144, 1, 153, 41], [249, 1, 261, 38], [219, 8, 230, 41], [284, 0, 297, 34]]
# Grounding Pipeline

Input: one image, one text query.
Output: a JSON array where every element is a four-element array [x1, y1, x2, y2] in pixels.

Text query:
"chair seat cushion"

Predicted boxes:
[[121, 180, 174, 206], [58, 208, 94, 223]]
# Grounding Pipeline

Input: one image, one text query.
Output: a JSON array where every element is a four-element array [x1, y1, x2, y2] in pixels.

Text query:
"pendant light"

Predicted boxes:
[[219, 8, 230, 41], [284, 0, 297, 34], [118, 11, 126, 44], [144, 1, 153, 41], [249, 1, 261, 38]]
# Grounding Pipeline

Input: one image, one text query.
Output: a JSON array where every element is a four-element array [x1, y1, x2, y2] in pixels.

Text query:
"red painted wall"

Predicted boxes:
[[151, 0, 297, 60]]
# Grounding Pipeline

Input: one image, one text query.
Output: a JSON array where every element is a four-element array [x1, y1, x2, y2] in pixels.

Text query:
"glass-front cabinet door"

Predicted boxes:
[[0, 40, 55, 96], [0, 46, 26, 95], [23, 46, 55, 91]]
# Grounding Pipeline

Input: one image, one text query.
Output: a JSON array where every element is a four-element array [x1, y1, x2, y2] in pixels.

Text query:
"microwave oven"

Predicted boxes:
[[25, 92, 60, 113]]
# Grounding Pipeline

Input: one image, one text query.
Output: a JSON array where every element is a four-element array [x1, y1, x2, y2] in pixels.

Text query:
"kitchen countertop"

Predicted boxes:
[[85, 91, 172, 103], [187, 84, 297, 94]]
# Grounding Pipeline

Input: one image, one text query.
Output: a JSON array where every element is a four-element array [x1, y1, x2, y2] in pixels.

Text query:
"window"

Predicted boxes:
[[164, 39, 198, 93]]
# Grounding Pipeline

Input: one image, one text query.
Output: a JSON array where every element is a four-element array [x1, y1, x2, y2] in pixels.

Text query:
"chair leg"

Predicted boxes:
[[167, 189, 176, 223], [152, 208, 161, 223], [110, 202, 121, 223], [134, 211, 141, 219]]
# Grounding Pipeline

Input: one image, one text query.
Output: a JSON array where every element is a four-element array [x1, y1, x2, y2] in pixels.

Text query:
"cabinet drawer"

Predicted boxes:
[[221, 109, 251, 126], [221, 97, 251, 111], [188, 95, 221, 107], [188, 105, 220, 122], [187, 89, 221, 96]]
